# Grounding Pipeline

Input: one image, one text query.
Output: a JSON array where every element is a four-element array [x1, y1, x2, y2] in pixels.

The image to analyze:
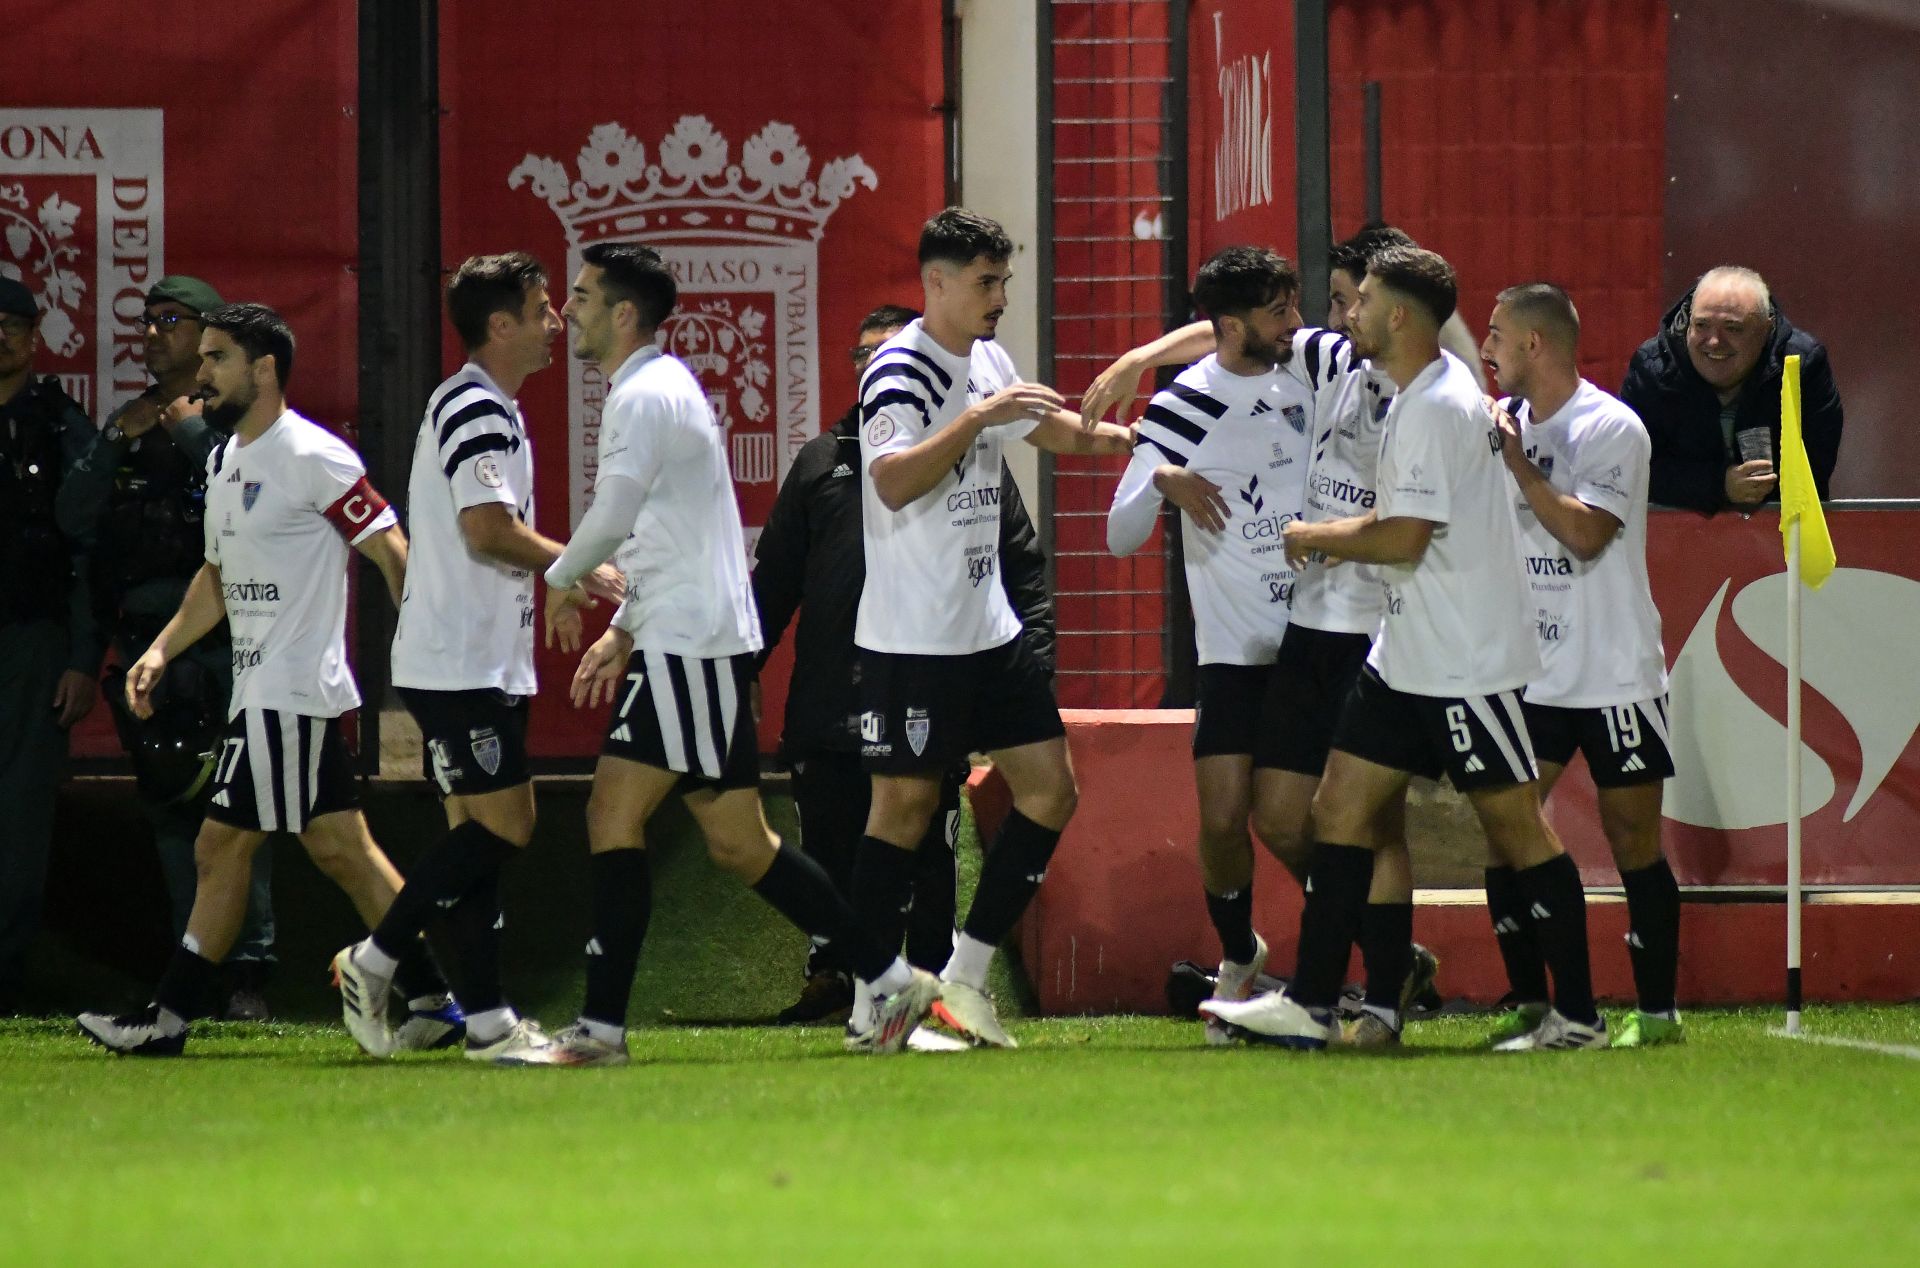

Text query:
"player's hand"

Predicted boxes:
[[1490, 401, 1528, 474], [1080, 354, 1147, 428], [159, 394, 204, 431], [571, 628, 633, 709], [116, 395, 163, 440], [1282, 520, 1319, 569], [749, 678, 763, 728], [544, 582, 589, 652], [583, 562, 626, 606], [976, 382, 1064, 429], [52, 670, 97, 729], [1726, 459, 1777, 506], [125, 647, 167, 721], [1153, 466, 1229, 534]]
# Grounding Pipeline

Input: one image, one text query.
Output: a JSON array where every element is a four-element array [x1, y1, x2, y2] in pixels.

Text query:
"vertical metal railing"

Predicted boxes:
[[1040, 0, 1189, 709]]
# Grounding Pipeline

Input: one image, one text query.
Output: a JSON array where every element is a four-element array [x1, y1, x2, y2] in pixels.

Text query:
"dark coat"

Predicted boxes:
[[1621, 287, 1842, 513], [751, 407, 1055, 756]]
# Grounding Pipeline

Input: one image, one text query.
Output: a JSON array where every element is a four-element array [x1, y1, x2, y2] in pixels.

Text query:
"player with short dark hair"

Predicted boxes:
[[1205, 248, 1606, 1052], [78, 303, 458, 1056], [1483, 282, 1681, 1050], [539, 244, 939, 1064], [849, 207, 1134, 1049], [331, 253, 624, 1064]]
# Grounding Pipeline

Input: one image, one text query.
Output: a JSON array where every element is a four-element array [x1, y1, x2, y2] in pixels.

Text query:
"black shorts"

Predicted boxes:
[[1330, 663, 1539, 792], [1523, 697, 1674, 788], [399, 687, 531, 797], [602, 649, 759, 791], [859, 636, 1065, 775], [1192, 662, 1289, 769], [1260, 624, 1374, 777], [203, 708, 359, 833]]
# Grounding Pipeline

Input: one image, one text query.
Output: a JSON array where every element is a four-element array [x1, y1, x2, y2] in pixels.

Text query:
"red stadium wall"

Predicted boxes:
[[5, 0, 361, 760], [435, 0, 948, 757], [1326, 0, 1669, 385]]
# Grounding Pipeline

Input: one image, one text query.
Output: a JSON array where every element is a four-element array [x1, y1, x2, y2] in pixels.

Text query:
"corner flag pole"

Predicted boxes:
[[1785, 517, 1803, 1035]]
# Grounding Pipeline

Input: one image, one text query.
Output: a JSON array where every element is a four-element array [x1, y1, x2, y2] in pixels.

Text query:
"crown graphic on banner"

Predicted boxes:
[[509, 116, 877, 246]]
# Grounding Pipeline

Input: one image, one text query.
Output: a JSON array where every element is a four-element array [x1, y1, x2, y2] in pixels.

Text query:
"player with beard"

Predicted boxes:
[[78, 303, 459, 1056], [1081, 228, 1441, 1044], [1203, 247, 1605, 1052], [1482, 283, 1680, 1049], [1105, 246, 1317, 1040], [539, 243, 939, 1064], [332, 253, 624, 1064], [849, 207, 1135, 1049]]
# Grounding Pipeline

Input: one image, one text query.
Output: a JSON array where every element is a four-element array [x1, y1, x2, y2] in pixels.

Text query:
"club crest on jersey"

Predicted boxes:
[[905, 707, 930, 757], [1282, 403, 1306, 435], [469, 727, 502, 776], [242, 480, 263, 511]]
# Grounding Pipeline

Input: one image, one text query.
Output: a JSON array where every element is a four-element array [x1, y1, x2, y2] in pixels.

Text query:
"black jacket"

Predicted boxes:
[[0, 375, 103, 669], [1621, 288, 1842, 513], [752, 407, 1055, 756]]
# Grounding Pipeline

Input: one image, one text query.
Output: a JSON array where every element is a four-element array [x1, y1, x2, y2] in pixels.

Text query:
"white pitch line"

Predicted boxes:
[[1768, 1028, 1920, 1061]]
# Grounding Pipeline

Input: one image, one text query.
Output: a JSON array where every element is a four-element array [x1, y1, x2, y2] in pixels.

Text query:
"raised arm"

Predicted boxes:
[[1080, 321, 1216, 426]]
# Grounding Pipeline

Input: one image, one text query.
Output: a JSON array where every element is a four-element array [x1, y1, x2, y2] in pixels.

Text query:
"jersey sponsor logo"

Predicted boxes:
[[1537, 618, 1563, 643], [967, 552, 997, 587], [242, 480, 262, 511], [224, 580, 280, 602], [475, 455, 505, 489], [1310, 470, 1376, 509], [1239, 509, 1298, 541], [469, 727, 502, 776], [947, 484, 1000, 513], [1267, 577, 1294, 605], [905, 707, 930, 757], [1527, 555, 1575, 576], [232, 646, 263, 673]]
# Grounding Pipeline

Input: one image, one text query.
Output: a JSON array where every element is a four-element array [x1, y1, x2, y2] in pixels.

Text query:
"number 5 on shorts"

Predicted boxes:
[[1445, 704, 1472, 753]]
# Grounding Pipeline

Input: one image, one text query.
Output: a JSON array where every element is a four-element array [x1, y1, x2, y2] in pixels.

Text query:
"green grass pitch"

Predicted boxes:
[[4, 1006, 1918, 1266]]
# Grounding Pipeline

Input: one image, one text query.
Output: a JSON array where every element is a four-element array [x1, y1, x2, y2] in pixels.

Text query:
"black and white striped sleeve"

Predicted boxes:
[[857, 348, 955, 466], [431, 384, 517, 508], [1134, 380, 1224, 468]]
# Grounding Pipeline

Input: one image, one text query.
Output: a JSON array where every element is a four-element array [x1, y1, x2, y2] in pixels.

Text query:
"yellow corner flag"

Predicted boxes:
[[1779, 353, 1836, 590]]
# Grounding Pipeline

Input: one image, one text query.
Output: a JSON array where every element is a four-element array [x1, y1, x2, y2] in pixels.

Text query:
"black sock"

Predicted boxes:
[[582, 849, 652, 1027], [392, 941, 452, 1003], [1621, 858, 1680, 1015], [1289, 843, 1374, 1010], [755, 842, 894, 983], [1517, 853, 1598, 1025], [852, 835, 918, 963], [1360, 900, 1414, 1012], [961, 809, 1061, 947], [906, 824, 958, 974], [1485, 865, 1550, 1004], [370, 820, 518, 961], [445, 868, 505, 1016], [154, 942, 221, 1020], [1204, 884, 1257, 967]]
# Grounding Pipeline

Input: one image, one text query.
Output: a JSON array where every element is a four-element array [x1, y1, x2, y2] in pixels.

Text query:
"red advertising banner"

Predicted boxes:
[[1185, 0, 1299, 268], [5, 0, 360, 759], [1548, 508, 1920, 887], [437, 0, 947, 756]]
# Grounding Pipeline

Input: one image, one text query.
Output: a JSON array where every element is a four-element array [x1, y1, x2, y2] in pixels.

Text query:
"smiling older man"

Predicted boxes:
[[1622, 266, 1843, 514]]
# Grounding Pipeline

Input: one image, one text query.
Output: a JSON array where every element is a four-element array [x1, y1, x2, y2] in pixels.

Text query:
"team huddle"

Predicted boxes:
[[74, 206, 1679, 1062]]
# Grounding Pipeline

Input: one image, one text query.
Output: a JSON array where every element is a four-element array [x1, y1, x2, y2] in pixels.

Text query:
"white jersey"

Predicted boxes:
[[854, 320, 1036, 656], [1285, 327, 1396, 635], [1510, 380, 1667, 707], [1366, 352, 1540, 696], [1111, 354, 1312, 664], [203, 409, 398, 719], [599, 346, 761, 658], [391, 363, 537, 694]]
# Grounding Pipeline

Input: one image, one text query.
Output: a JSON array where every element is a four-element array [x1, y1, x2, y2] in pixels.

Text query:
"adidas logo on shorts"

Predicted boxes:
[[1463, 755, 1487, 774], [1621, 753, 1647, 773]]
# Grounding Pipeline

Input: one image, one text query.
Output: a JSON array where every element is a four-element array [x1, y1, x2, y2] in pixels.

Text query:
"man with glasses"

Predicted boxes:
[[0, 276, 102, 1012], [752, 304, 1053, 1029], [58, 276, 277, 1020]]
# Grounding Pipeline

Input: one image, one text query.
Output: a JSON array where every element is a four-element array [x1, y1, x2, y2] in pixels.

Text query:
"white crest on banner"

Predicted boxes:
[[0, 110, 164, 418], [509, 117, 876, 551]]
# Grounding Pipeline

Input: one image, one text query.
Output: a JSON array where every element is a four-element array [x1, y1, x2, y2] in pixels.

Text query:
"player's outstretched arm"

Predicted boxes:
[[1491, 404, 1620, 561], [1025, 408, 1135, 457], [1080, 321, 1216, 426], [355, 524, 409, 609], [127, 560, 227, 720], [869, 382, 1063, 512], [460, 504, 624, 602], [1283, 512, 1433, 569]]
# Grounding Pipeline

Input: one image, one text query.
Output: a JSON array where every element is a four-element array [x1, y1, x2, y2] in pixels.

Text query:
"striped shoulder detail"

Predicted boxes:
[[1300, 328, 1354, 390], [1165, 381, 1228, 419], [209, 435, 232, 477], [1137, 384, 1220, 466], [860, 357, 949, 412], [431, 382, 514, 449], [870, 345, 955, 392]]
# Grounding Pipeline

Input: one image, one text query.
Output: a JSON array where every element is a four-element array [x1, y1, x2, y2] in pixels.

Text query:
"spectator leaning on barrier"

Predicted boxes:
[[56, 275, 277, 1022], [0, 275, 103, 1012], [1622, 266, 1843, 514]]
